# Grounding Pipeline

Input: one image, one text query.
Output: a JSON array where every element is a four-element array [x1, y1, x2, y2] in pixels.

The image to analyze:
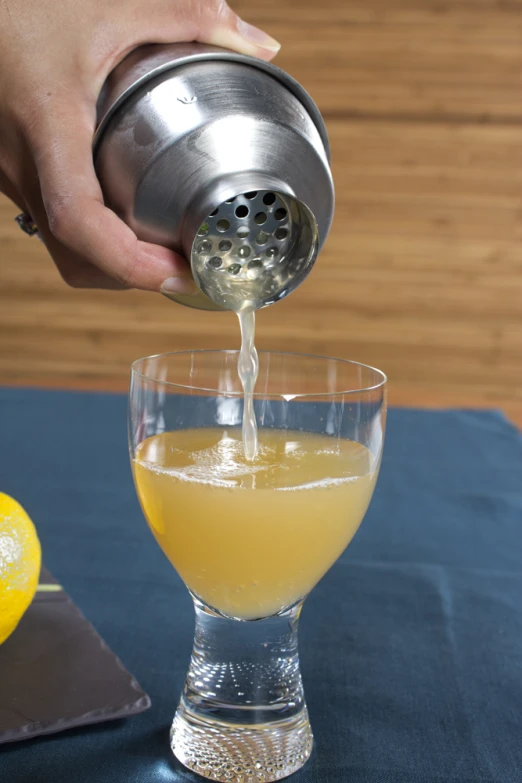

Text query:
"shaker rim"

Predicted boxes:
[[93, 43, 330, 160]]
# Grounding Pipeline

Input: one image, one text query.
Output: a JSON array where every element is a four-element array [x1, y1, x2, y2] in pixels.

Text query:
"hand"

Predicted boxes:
[[0, 0, 280, 293]]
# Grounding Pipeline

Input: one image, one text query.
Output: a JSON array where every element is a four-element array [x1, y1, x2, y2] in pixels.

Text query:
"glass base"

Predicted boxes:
[[171, 701, 313, 782], [171, 599, 312, 782]]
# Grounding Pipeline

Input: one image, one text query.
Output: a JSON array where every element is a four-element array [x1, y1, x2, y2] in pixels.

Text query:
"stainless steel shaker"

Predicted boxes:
[[94, 43, 334, 312]]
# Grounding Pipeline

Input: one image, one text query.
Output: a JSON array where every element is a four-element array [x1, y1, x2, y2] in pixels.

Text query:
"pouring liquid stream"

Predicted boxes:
[[237, 309, 259, 461]]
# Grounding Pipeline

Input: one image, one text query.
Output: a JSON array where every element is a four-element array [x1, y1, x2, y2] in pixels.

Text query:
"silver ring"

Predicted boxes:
[[15, 212, 39, 236]]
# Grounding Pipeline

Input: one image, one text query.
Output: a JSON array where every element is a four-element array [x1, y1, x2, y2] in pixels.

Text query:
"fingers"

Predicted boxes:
[[26, 101, 195, 293], [21, 199, 130, 289], [197, 2, 281, 61], [125, 1, 281, 64]]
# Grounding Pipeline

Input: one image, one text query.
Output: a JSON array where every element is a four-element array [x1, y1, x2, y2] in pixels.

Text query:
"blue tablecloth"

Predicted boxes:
[[0, 388, 521, 783]]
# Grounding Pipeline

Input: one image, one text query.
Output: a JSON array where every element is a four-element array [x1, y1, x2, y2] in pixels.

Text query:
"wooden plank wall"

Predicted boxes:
[[0, 0, 520, 418]]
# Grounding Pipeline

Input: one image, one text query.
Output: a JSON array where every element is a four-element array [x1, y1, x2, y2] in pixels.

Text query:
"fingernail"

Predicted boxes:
[[237, 20, 281, 52], [160, 277, 198, 296]]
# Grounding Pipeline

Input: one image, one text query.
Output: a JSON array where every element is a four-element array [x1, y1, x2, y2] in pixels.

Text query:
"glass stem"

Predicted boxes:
[[171, 599, 313, 782]]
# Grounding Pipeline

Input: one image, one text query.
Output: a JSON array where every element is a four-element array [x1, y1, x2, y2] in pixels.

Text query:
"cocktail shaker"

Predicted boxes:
[[94, 43, 334, 311]]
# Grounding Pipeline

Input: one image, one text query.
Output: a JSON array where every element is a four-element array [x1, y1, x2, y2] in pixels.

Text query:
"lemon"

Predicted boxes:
[[0, 493, 41, 645]]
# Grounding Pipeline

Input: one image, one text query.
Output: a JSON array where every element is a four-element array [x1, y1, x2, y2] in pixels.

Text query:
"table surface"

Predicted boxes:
[[0, 387, 521, 783]]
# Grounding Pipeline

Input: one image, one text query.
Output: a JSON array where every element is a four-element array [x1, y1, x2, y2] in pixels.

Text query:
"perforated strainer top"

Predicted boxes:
[[191, 190, 318, 311]]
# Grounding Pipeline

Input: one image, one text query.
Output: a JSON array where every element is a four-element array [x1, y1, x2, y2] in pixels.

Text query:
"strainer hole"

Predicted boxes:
[[216, 219, 230, 233], [225, 197, 236, 204], [210, 208, 219, 217], [254, 212, 267, 225], [275, 228, 288, 240], [197, 240, 212, 254], [235, 205, 249, 219], [208, 256, 222, 269], [247, 259, 264, 279], [228, 263, 241, 275], [274, 208, 287, 221], [197, 223, 209, 236], [245, 191, 258, 199], [255, 232, 269, 245], [263, 192, 276, 206], [237, 227, 250, 238], [265, 247, 279, 258], [219, 240, 232, 252], [237, 246, 251, 258]]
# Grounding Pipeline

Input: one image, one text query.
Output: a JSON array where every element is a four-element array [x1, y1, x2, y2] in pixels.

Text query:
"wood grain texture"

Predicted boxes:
[[0, 0, 520, 423]]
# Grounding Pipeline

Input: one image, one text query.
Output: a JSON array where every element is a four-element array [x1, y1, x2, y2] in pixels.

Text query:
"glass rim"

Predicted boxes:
[[131, 350, 387, 399]]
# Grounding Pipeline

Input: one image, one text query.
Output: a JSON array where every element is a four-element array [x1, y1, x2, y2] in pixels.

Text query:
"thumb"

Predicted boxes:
[[193, 2, 281, 61]]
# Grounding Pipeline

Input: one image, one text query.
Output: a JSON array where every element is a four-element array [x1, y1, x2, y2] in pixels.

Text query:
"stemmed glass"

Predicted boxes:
[[129, 350, 386, 782]]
